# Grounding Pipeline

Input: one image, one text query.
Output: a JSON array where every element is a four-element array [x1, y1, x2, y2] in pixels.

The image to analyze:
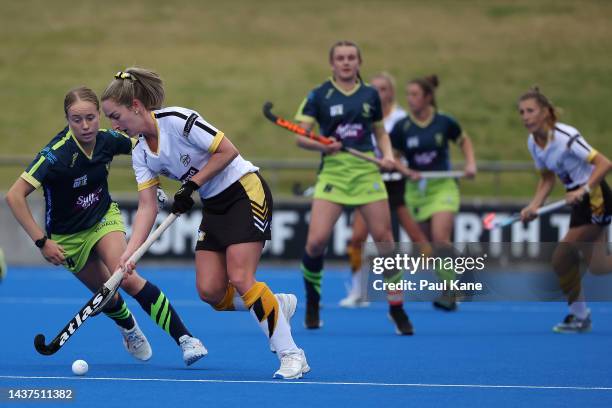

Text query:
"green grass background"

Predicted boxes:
[[1, 0, 610, 198]]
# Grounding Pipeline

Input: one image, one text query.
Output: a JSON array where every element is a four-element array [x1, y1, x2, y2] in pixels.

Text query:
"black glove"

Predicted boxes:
[[172, 180, 199, 214]]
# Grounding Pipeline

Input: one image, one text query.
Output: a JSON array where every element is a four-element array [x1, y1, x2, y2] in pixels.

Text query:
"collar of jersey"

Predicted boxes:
[[140, 112, 161, 155], [330, 77, 361, 96], [68, 129, 95, 160], [532, 128, 555, 150], [408, 108, 435, 128]]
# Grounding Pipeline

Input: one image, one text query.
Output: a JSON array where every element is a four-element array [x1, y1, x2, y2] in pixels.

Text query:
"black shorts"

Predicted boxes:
[[384, 179, 406, 209], [195, 172, 273, 252], [569, 179, 612, 228]]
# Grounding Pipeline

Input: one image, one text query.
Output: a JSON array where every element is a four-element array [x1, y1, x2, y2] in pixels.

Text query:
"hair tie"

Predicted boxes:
[[114, 71, 135, 81]]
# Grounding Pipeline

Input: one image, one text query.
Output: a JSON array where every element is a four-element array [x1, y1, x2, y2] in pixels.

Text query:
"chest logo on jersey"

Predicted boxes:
[[180, 153, 191, 167], [70, 152, 79, 168], [335, 123, 364, 140], [362, 103, 372, 118], [435, 133, 444, 146], [330, 104, 344, 117], [413, 151, 438, 166], [407, 137, 419, 148], [73, 175, 88, 188], [75, 187, 102, 210], [325, 89, 335, 99]]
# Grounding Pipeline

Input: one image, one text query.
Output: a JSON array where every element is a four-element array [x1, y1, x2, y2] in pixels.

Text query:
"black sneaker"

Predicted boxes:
[[433, 291, 458, 312], [388, 306, 414, 335], [553, 312, 592, 333], [305, 302, 322, 329]]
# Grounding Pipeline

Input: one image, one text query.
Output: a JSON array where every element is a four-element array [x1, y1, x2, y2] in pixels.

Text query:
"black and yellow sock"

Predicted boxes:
[[302, 252, 323, 306], [134, 281, 191, 344], [347, 244, 363, 273], [103, 294, 135, 330], [242, 282, 279, 337]]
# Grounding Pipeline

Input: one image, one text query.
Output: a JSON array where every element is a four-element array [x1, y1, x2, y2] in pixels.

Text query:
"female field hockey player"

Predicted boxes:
[[342, 72, 429, 308], [295, 41, 413, 335], [518, 87, 612, 333], [5, 87, 206, 365], [389, 75, 477, 311], [102, 68, 309, 379]]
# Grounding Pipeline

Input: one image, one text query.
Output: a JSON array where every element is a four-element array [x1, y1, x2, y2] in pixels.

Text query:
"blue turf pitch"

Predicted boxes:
[[1, 265, 612, 407]]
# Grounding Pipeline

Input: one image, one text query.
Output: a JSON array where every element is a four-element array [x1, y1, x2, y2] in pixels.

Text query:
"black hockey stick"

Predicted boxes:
[[34, 213, 178, 355]]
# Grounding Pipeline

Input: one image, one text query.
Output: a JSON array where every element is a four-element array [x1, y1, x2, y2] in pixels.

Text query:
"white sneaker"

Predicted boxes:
[[270, 293, 297, 353], [339, 290, 370, 308], [179, 335, 208, 366], [119, 321, 152, 361], [273, 349, 310, 380]]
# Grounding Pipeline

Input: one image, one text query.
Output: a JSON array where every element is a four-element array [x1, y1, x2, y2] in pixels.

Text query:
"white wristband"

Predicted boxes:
[[584, 184, 591, 194]]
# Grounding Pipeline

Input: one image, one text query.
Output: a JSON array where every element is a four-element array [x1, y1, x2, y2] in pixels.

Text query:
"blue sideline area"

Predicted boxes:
[[1, 265, 612, 407]]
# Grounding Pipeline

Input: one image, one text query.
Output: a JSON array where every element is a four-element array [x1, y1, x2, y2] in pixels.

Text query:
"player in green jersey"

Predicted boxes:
[[296, 41, 413, 335]]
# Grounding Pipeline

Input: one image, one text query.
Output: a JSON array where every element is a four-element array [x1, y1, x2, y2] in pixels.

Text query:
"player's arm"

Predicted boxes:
[[521, 169, 556, 221], [457, 133, 477, 178], [5, 178, 65, 265], [294, 121, 342, 153], [583, 152, 611, 195], [120, 185, 158, 272], [372, 123, 395, 171]]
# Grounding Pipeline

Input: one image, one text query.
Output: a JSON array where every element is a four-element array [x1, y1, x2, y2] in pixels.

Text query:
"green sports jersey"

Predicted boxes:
[[21, 127, 133, 235], [295, 77, 383, 153], [390, 111, 462, 172]]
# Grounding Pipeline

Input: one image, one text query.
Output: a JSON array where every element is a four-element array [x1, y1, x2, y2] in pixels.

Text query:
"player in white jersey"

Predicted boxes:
[[101, 68, 309, 379], [518, 87, 612, 333], [342, 72, 429, 311]]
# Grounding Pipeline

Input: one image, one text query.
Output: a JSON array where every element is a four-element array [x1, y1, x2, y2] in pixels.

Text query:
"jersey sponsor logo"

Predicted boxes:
[[413, 151, 438, 166], [330, 104, 344, 117], [40, 147, 58, 164], [75, 187, 102, 210], [70, 152, 79, 168], [180, 153, 191, 167], [180, 167, 199, 182], [325, 88, 334, 99], [407, 137, 419, 148], [362, 103, 372, 118], [335, 123, 364, 140], [73, 175, 88, 188], [183, 113, 199, 138]]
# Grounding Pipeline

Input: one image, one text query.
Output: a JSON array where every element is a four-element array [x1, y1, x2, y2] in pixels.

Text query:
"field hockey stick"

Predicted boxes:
[[483, 199, 566, 230], [262, 102, 383, 166], [33, 213, 178, 356]]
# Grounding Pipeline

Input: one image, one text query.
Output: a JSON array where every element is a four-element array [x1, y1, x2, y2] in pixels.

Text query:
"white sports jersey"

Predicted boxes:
[[376, 105, 408, 181], [527, 122, 598, 189], [132, 106, 258, 199]]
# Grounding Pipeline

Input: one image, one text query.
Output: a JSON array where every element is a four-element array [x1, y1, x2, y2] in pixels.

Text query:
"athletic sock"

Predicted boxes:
[[385, 270, 404, 307], [302, 252, 323, 306], [242, 282, 298, 354], [212, 283, 248, 311], [103, 294, 135, 330], [134, 281, 191, 344], [347, 244, 363, 273]]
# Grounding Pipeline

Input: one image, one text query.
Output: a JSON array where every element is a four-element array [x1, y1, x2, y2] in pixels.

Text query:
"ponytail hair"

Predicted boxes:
[[101, 67, 165, 110], [518, 86, 558, 126], [409, 74, 439, 107]]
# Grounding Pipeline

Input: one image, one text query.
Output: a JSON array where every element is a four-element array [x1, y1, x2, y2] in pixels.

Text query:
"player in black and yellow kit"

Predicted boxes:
[[295, 41, 413, 334], [390, 75, 477, 310], [5, 87, 206, 365]]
